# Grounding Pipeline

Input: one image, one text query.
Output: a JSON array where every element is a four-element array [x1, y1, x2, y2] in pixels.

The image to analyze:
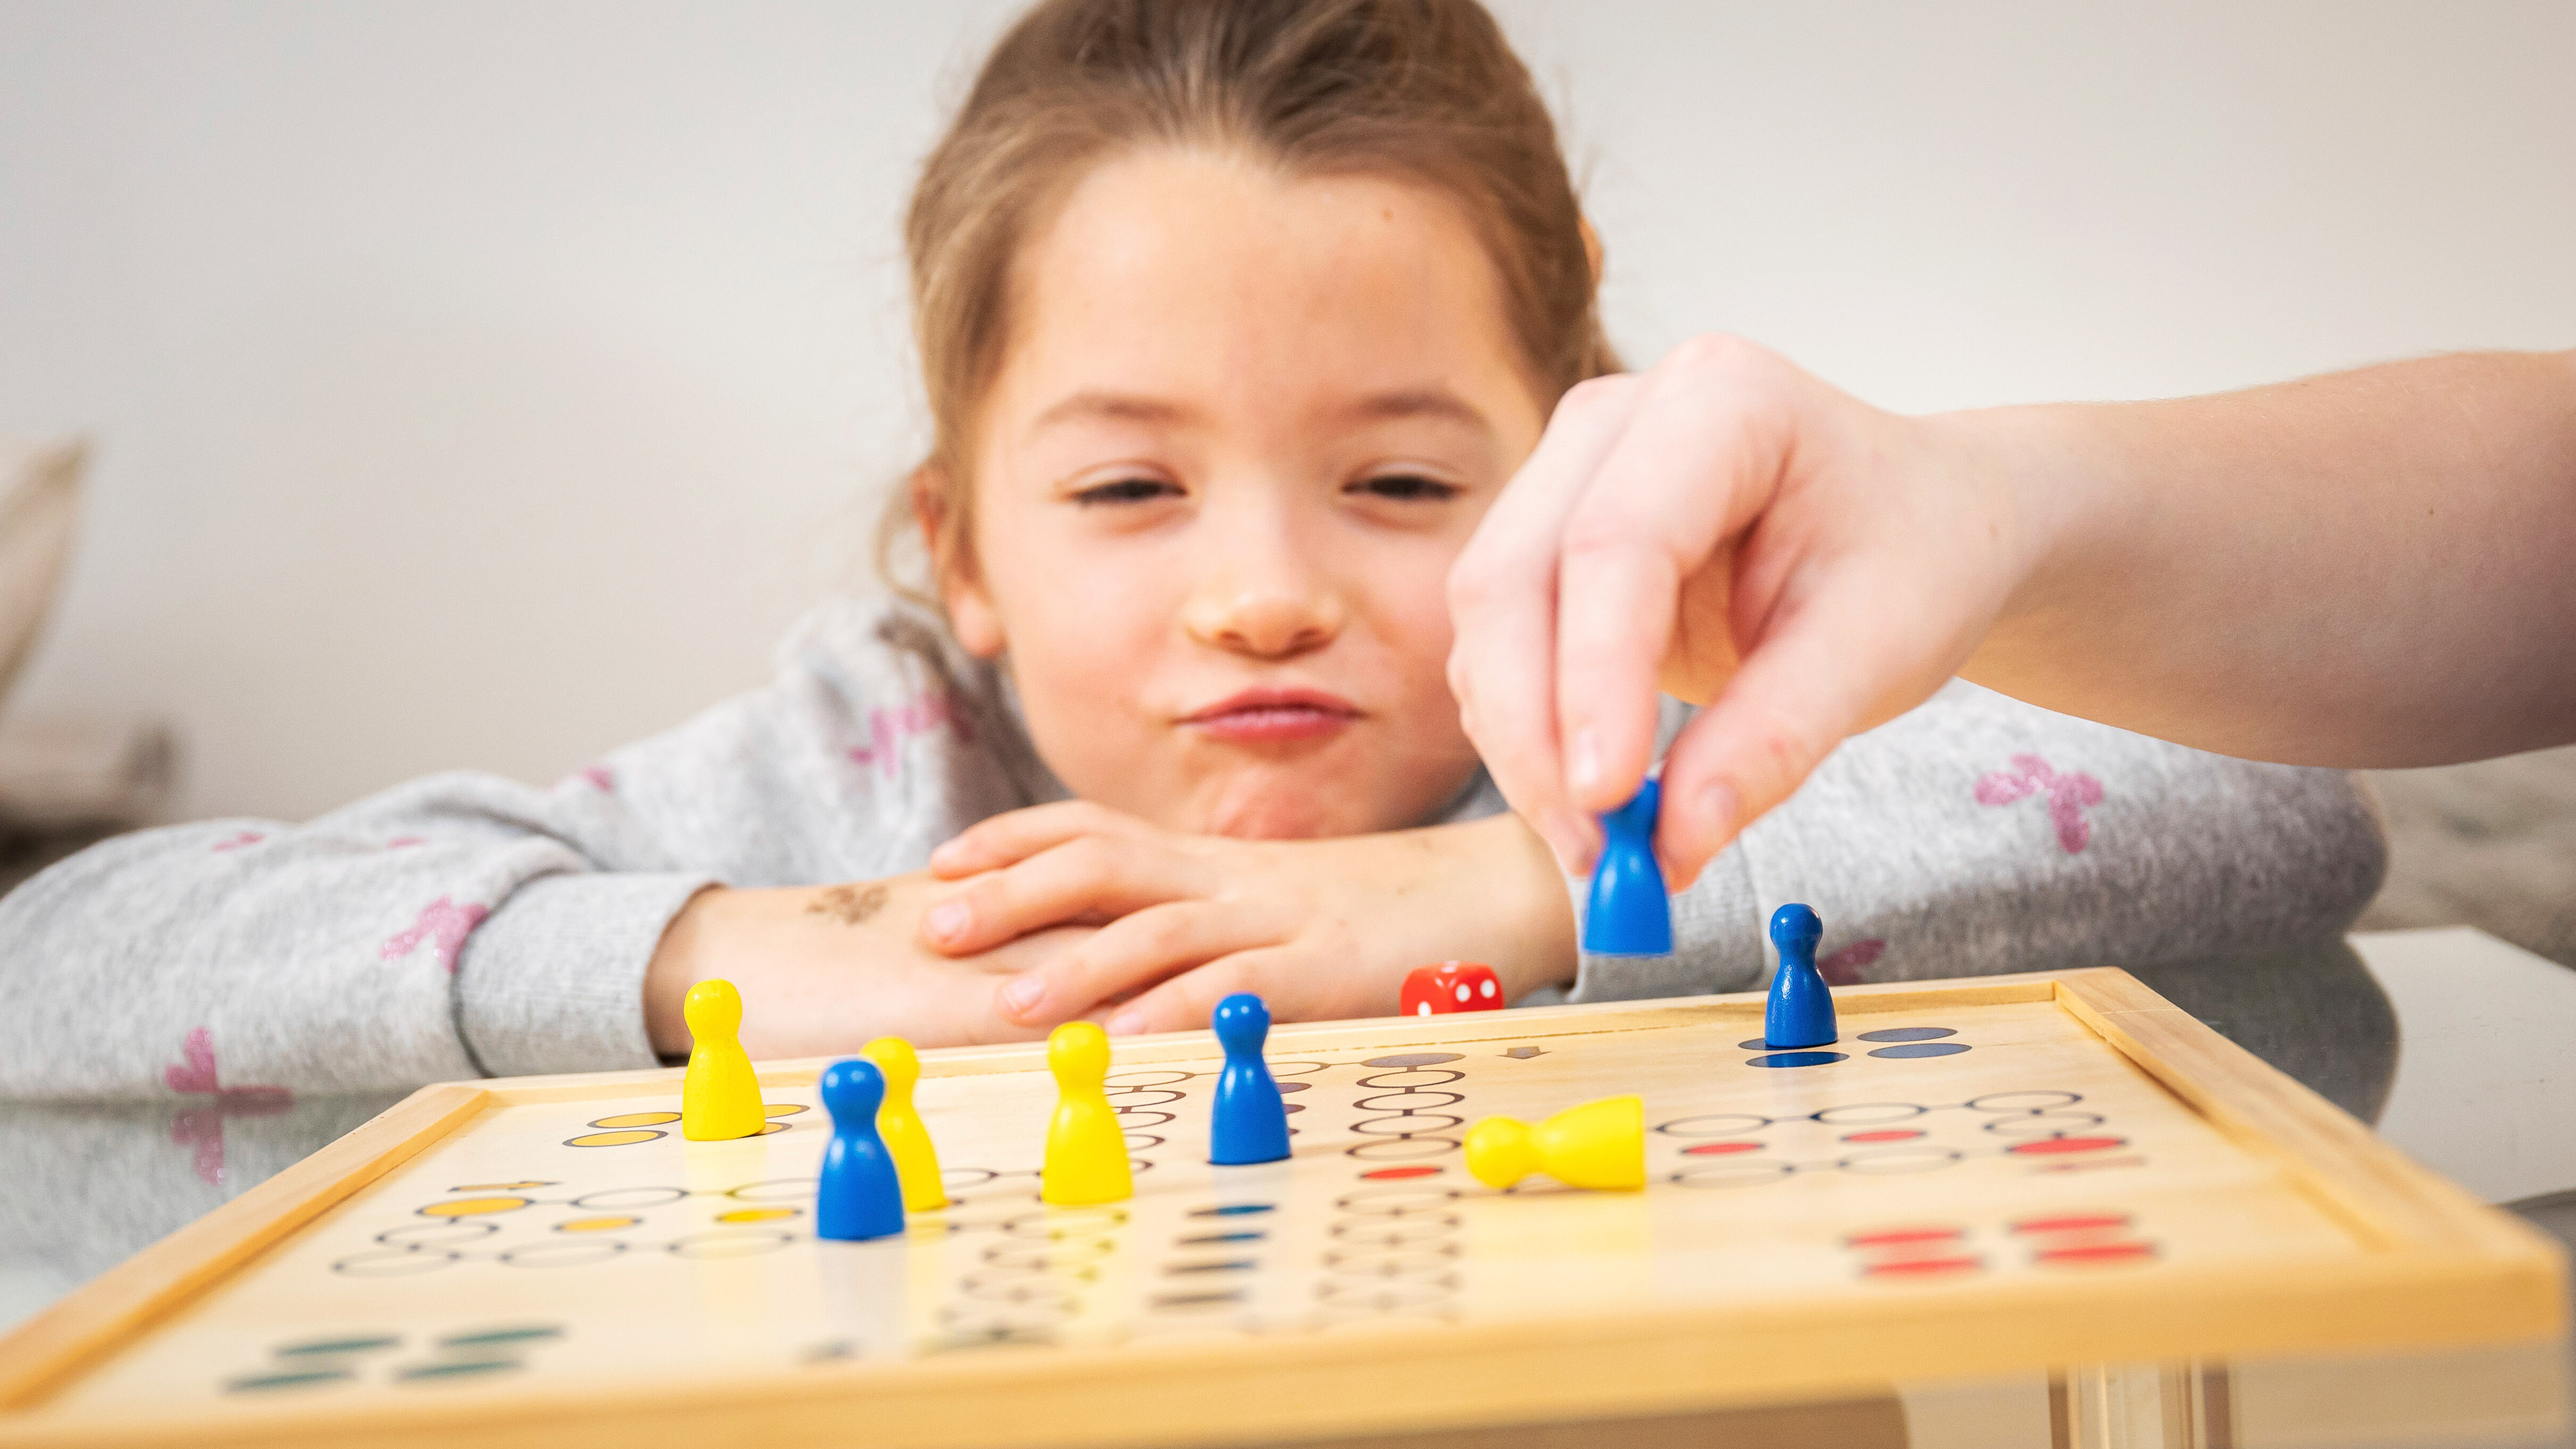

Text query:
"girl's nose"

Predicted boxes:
[[1182, 568, 1347, 660]]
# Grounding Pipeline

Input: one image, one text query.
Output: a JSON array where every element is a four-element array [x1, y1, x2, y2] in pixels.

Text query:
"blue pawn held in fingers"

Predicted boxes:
[[1583, 779, 1673, 957], [1208, 993, 1291, 1165], [816, 1057, 908, 1242], [1765, 903, 1837, 1049]]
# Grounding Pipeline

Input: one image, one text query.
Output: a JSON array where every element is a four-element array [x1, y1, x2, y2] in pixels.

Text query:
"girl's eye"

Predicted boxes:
[[1352, 473, 1461, 502], [1072, 477, 1181, 506]]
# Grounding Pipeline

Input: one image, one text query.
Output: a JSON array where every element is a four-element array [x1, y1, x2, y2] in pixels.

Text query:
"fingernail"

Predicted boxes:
[[1544, 809, 1597, 874], [925, 900, 969, 943], [1000, 977, 1044, 1018], [1697, 780, 1741, 851], [1107, 1010, 1147, 1038], [1568, 728, 1602, 796]]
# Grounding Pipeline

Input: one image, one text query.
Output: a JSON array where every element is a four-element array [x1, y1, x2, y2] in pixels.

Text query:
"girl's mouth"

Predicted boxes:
[[1179, 688, 1362, 744]]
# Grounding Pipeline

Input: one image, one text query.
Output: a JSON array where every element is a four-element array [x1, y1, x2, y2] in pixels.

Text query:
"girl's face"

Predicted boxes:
[[943, 149, 1546, 839]]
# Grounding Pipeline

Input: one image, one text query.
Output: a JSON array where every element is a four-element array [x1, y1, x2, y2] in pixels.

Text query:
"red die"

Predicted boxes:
[[1401, 961, 1505, 1016]]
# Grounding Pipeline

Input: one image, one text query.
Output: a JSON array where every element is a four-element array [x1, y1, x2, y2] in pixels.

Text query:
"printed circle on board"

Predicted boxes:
[[417, 1195, 531, 1219], [566, 1130, 664, 1148], [571, 1185, 688, 1211], [590, 1112, 680, 1129], [1344, 1136, 1459, 1161], [276, 1334, 400, 1357], [1836, 1146, 1963, 1175], [396, 1360, 525, 1383], [1869, 1043, 1972, 1059], [333, 1248, 460, 1279], [1656, 1113, 1772, 1138], [1856, 1027, 1958, 1043], [1104, 1069, 1194, 1088], [716, 1207, 800, 1224], [1682, 1141, 1766, 1157], [667, 1230, 796, 1260], [1968, 1089, 2082, 1113], [1747, 1051, 1848, 1069], [501, 1240, 625, 1269], [227, 1369, 355, 1393], [1672, 1161, 1794, 1189], [727, 1177, 819, 1203], [553, 1216, 639, 1234], [441, 1326, 561, 1348], [762, 1103, 808, 1118], [378, 1220, 499, 1248], [1361, 1053, 1462, 1068], [2008, 1136, 2127, 1157], [1811, 1102, 1928, 1126]]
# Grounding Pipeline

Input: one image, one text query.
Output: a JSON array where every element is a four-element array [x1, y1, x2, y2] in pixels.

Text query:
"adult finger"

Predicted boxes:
[[1553, 337, 1796, 816], [920, 835, 1209, 955], [1446, 373, 1644, 871], [1652, 562, 1963, 886], [991, 900, 1273, 1028], [1103, 946, 1326, 1037], [926, 800, 1152, 879]]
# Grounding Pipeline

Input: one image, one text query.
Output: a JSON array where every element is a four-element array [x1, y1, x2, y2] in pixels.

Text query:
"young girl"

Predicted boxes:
[[0, 0, 2385, 1099]]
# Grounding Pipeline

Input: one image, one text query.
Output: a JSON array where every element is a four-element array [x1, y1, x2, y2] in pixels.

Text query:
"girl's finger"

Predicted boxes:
[[1446, 374, 1644, 871], [920, 835, 1207, 955], [927, 800, 1150, 878], [992, 900, 1275, 1028], [1104, 945, 1320, 1037], [1552, 337, 1796, 818]]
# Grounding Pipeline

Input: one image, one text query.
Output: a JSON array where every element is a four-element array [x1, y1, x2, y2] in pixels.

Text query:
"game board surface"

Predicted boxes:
[[0, 970, 2561, 1449]]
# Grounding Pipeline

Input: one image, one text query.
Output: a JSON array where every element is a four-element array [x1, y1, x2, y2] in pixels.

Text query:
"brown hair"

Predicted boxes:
[[881, 0, 1617, 602]]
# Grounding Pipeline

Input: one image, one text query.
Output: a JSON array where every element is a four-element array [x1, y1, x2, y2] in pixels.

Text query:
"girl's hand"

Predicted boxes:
[[1445, 336, 2045, 888], [920, 803, 1576, 1036], [641, 872, 1095, 1058]]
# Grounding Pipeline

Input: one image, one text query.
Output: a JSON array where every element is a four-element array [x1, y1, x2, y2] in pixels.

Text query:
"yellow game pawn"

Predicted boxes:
[[1040, 1022, 1133, 1205], [1465, 1095, 1646, 1191], [860, 1036, 947, 1212], [680, 979, 765, 1141]]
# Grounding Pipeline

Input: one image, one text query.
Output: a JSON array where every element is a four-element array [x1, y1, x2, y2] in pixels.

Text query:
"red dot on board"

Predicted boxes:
[[1358, 1166, 1444, 1181], [2012, 1212, 2133, 1234], [1840, 1129, 1925, 1143], [2007, 1136, 2126, 1156], [2035, 1242, 2157, 1266], [1843, 1226, 1964, 1248], [1680, 1141, 1764, 1157], [1862, 1256, 1983, 1277]]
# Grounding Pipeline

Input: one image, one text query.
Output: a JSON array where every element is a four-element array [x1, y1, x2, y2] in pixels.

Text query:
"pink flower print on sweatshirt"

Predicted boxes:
[[849, 693, 973, 780], [210, 831, 265, 852], [1974, 754, 2106, 853], [1819, 938, 1886, 986], [381, 897, 490, 973], [163, 1026, 292, 1185], [555, 764, 615, 793]]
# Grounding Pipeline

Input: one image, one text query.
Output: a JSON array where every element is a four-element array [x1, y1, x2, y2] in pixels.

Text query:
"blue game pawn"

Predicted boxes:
[[1582, 779, 1672, 956], [816, 1057, 907, 1242], [1765, 903, 1837, 1049], [1208, 993, 1291, 1165]]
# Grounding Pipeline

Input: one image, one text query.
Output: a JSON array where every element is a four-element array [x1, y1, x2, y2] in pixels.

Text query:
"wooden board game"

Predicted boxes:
[[0, 969, 2561, 1449]]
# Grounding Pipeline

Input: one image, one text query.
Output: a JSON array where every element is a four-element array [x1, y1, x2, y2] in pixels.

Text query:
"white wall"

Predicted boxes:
[[5, 1, 2572, 822]]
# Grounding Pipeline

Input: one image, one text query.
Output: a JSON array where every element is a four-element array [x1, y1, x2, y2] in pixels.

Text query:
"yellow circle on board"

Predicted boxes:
[[762, 1104, 808, 1118], [566, 1130, 664, 1148], [715, 1208, 799, 1224], [756, 1122, 789, 1136], [591, 1112, 681, 1129], [419, 1196, 531, 1218], [556, 1216, 641, 1233]]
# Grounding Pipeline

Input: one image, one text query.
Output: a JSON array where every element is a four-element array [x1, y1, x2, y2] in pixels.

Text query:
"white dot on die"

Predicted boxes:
[[1479, 979, 1497, 998], [1454, 985, 1470, 1002], [1415, 1003, 1432, 1016]]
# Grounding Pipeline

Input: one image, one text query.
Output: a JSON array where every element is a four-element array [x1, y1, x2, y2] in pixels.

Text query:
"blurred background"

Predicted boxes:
[[3, 1, 2572, 956]]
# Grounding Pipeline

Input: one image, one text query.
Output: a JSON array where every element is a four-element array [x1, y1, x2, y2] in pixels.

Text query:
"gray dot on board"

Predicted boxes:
[[1869, 1042, 1972, 1059], [1746, 1051, 1849, 1069], [1737, 1038, 1769, 1051], [1856, 1026, 1959, 1044], [1503, 1046, 1544, 1059], [1362, 1053, 1462, 1068]]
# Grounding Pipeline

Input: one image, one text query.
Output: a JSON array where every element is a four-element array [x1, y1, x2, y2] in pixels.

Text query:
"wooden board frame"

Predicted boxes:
[[0, 968, 2562, 1449]]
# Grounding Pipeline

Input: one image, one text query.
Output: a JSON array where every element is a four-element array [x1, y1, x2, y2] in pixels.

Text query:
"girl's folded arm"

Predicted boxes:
[[1565, 681, 2387, 1002]]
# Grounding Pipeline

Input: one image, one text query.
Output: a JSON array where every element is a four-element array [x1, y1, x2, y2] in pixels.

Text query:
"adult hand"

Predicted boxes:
[[1446, 335, 2048, 888], [918, 802, 1574, 1035]]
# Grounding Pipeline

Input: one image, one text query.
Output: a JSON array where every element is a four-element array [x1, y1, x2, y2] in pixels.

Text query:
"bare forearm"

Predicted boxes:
[[1968, 349, 2576, 765]]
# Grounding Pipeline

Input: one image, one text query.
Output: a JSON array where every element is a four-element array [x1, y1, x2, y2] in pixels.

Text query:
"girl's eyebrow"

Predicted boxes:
[[1026, 387, 1491, 438]]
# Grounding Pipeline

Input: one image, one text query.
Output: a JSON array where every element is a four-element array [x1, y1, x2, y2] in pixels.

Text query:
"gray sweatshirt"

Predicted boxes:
[[0, 596, 2385, 1101]]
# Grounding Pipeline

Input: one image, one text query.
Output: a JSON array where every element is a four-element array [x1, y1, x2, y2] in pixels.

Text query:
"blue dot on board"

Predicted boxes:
[[1869, 1042, 1972, 1059], [1747, 1051, 1849, 1069], [1856, 1026, 1957, 1043], [1189, 1203, 1277, 1217]]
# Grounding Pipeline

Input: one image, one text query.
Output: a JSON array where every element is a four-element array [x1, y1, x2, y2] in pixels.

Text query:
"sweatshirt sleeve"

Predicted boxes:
[[0, 599, 1035, 1102], [1567, 680, 2387, 1002]]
